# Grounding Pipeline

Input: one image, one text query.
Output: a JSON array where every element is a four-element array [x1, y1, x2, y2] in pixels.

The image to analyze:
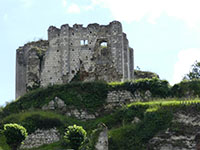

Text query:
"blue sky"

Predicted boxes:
[[1, 0, 200, 105]]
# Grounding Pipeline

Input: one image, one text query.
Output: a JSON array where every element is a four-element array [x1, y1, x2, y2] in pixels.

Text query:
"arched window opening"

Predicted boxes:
[[100, 41, 108, 48]]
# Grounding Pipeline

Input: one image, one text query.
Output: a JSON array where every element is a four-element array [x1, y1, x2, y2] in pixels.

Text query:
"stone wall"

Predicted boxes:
[[104, 90, 135, 110], [16, 21, 134, 98], [41, 21, 134, 87], [20, 128, 60, 149]]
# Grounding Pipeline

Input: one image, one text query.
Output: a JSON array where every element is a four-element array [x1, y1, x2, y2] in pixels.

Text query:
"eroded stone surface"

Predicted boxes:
[[95, 124, 108, 150], [16, 40, 48, 98], [42, 97, 96, 120], [148, 111, 200, 150], [105, 90, 152, 110], [20, 128, 60, 149]]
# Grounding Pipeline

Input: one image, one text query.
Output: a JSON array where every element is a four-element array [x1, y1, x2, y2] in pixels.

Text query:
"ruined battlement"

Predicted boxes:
[[16, 21, 134, 98]]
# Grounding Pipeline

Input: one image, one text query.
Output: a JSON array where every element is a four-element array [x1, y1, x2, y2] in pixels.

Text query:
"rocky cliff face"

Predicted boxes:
[[148, 109, 200, 150]]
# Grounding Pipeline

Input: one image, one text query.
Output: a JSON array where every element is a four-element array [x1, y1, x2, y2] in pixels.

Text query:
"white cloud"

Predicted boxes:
[[172, 48, 200, 84], [62, 0, 67, 7], [20, 0, 33, 8], [88, 0, 200, 28], [67, 3, 80, 14]]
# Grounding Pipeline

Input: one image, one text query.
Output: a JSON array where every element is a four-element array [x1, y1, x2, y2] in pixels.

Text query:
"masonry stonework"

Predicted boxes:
[[16, 21, 134, 98]]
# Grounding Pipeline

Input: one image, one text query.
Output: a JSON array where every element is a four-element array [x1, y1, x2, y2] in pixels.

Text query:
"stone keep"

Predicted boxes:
[[16, 21, 134, 98]]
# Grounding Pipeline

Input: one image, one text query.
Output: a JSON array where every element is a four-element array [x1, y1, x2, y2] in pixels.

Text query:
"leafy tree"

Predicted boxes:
[[3, 123, 27, 150], [64, 124, 87, 150], [184, 61, 200, 80]]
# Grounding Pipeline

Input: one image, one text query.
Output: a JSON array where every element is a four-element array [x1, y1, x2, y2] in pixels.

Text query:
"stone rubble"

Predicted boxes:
[[20, 128, 60, 149], [42, 97, 96, 120]]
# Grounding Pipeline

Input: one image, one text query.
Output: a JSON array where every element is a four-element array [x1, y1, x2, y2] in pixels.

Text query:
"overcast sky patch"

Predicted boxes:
[[88, 0, 200, 29], [20, 0, 33, 8], [67, 3, 81, 14], [3, 14, 8, 21]]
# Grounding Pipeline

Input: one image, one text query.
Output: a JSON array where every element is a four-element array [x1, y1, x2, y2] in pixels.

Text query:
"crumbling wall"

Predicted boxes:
[[20, 128, 60, 149], [16, 40, 48, 98], [41, 21, 133, 87], [16, 21, 134, 98]]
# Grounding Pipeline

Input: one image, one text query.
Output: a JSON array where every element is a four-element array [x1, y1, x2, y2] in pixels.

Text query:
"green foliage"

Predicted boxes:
[[171, 79, 200, 98], [64, 124, 87, 150], [1, 99, 200, 150], [80, 127, 102, 150], [184, 61, 200, 80], [0, 111, 79, 134], [0, 134, 10, 150], [21, 114, 62, 133], [109, 108, 173, 150], [3, 123, 27, 150], [112, 78, 171, 98], [1, 81, 109, 117], [1, 79, 173, 119], [2, 79, 200, 150]]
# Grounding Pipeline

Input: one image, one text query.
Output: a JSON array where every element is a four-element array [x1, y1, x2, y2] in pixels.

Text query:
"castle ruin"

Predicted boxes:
[[16, 21, 134, 98]]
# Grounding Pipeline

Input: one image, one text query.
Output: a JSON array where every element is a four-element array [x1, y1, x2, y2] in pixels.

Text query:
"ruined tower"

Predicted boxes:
[[16, 21, 134, 98]]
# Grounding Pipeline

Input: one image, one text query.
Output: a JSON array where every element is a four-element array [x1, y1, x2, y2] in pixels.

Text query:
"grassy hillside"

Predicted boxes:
[[0, 78, 171, 118], [1, 80, 200, 150], [1, 99, 200, 150]]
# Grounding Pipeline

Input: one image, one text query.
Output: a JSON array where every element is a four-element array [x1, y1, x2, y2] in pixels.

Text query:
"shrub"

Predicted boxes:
[[2, 81, 109, 117], [183, 61, 200, 80], [171, 79, 200, 98], [3, 123, 27, 150], [112, 78, 171, 98], [21, 114, 63, 133], [64, 124, 87, 150]]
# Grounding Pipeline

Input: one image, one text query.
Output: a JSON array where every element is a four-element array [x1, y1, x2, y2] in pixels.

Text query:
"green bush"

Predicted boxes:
[[21, 114, 63, 133], [2, 82, 109, 117], [112, 78, 171, 98], [108, 108, 173, 150], [64, 124, 87, 150], [183, 61, 200, 80], [3, 123, 27, 150], [171, 79, 200, 98]]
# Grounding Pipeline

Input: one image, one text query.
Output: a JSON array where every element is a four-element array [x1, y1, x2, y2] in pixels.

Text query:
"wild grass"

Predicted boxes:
[[1, 99, 200, 150]]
